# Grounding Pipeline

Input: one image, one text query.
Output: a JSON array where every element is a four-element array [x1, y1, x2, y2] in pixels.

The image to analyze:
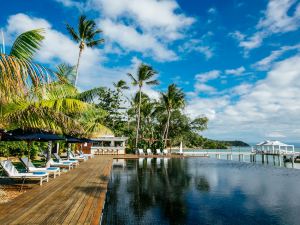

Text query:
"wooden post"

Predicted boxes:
[[238, 154, 244, 162]]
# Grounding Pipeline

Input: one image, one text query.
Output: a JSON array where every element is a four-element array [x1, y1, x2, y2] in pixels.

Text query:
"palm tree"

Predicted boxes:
[[66, 15, 104, 87], [113, 79, 129, 105], [56, 63, 76, 85], [113, 80, 129, 93], [160, 84, 185, 147], [127, 64, 158, 148], [0, 29, 47, 103]]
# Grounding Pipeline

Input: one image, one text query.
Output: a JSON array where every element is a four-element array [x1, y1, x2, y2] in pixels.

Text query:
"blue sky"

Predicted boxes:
[[1, 0, 300, 143]]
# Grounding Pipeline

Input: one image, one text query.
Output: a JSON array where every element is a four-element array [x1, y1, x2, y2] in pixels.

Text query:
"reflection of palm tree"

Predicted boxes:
[[127, 159, 191, 223], [195, 176, 210, 192]]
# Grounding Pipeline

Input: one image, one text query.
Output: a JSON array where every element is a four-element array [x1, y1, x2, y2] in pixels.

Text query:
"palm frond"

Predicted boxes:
[[66, 24, 80, 42], [10, 29, 45, 61], [36, 98, 89, 114], [86, 39, 104, 48], [1, 103, 83, 134], [146, 80, 159, 85], [113, 80, 129, 90], [73, 87, 104, 103], [56, 63, 76, 85], [78, 15, 87, 38], [0, 54, 56, 102], [127, 73, 138, 85]]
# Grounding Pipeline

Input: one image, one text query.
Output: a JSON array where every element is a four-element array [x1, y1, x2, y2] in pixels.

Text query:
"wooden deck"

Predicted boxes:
[[0, 156, 113, 225]]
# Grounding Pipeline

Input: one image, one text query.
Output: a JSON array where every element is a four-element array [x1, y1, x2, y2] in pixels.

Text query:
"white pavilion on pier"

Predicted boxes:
[[253, 140, 295, 154]]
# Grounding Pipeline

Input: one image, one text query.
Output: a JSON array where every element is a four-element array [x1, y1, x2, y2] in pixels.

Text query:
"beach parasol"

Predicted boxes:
[[5, 129, 65, 163]]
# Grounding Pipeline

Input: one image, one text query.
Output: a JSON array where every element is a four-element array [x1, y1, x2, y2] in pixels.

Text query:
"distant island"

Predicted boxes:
[[202, 140, 250, 149], [183, 135, 250, 149], [221, 140, 250, 147]]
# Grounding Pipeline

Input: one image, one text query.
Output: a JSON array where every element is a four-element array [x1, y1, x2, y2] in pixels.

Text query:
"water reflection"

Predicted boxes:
[[102, 158, 300, 225]]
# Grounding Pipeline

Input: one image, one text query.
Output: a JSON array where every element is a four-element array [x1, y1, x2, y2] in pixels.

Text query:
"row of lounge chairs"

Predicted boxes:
[[137, 149, 169, 155], [0, 150, 94, 186], [94, 149, 122, 155]]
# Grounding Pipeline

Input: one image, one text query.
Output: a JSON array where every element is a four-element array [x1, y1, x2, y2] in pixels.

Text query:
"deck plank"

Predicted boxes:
[[0, 156, 113, 225]]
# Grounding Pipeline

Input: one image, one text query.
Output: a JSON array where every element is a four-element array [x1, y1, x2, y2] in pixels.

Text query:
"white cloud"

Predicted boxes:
[[231, 0, 300, 52], [178, 39, 214, 59], [225, 66, 246, 76], [257, 0, 300, 33], [195, 70, 220, 83], [207, 7, 217, 14], [253, 44, 300, 70], [266, 131, 286, 138], [192, 70, 220, 95], [238, 32, 264, 50], [55, 0, 84, 8], [99, 19, 177, 61], [55, 0, 199, 62], [229, 31, 245, 41], [194, 83, 216, 93], [185, 96, 229, 120], [89, 0, 194, 40], [187, 54, 300, 142], [230, 83, 253, 96]]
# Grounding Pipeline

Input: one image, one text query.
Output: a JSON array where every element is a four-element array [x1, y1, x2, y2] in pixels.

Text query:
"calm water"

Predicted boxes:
[[102, 158, 300, 225], [174, 147, 300, 169]]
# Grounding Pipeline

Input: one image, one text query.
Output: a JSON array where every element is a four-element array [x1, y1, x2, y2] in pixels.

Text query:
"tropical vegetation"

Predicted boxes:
[[0, 15, 239, 158]]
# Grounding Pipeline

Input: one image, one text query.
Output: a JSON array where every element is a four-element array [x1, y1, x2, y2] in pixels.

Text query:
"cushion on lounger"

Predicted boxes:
[[33, 171, 47, 175]]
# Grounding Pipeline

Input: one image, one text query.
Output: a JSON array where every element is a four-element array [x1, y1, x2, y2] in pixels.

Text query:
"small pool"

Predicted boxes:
[[101, 158, 300, 225]]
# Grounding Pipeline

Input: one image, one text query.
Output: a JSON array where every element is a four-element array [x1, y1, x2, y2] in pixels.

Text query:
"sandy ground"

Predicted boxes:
[[0, 184, 27, 204], [0, 157, 32, 204]]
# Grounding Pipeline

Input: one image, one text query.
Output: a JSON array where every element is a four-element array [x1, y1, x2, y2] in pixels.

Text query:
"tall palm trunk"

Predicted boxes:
[[46, 141, 52, 162], [135, 86, 142, 148], [163, 110, 171, 147], [74, 43, 84, 87]]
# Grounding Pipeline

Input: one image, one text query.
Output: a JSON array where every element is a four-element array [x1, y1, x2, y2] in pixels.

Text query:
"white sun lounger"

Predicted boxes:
[[0, 160, 49, 186], [53, 153, 79, 167], [138, 149, 145, 155], [163, 149, 168, 155], [20, 157, 61, 178], [146, 149, 153, 155], [79, 150, 94, 159], [156, 149, 163, 155], [48, 159, 74, 171], [68, 150, 87, 162]]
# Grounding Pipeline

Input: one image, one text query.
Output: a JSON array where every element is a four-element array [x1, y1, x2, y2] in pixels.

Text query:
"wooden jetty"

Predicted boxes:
[[0, 156, 113, 225]]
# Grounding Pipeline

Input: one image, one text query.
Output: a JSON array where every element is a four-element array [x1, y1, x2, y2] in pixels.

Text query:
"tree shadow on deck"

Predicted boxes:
[[74, 184, 105, 197], [0, 178, 36, 190], [100, 175, 109, 181]]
